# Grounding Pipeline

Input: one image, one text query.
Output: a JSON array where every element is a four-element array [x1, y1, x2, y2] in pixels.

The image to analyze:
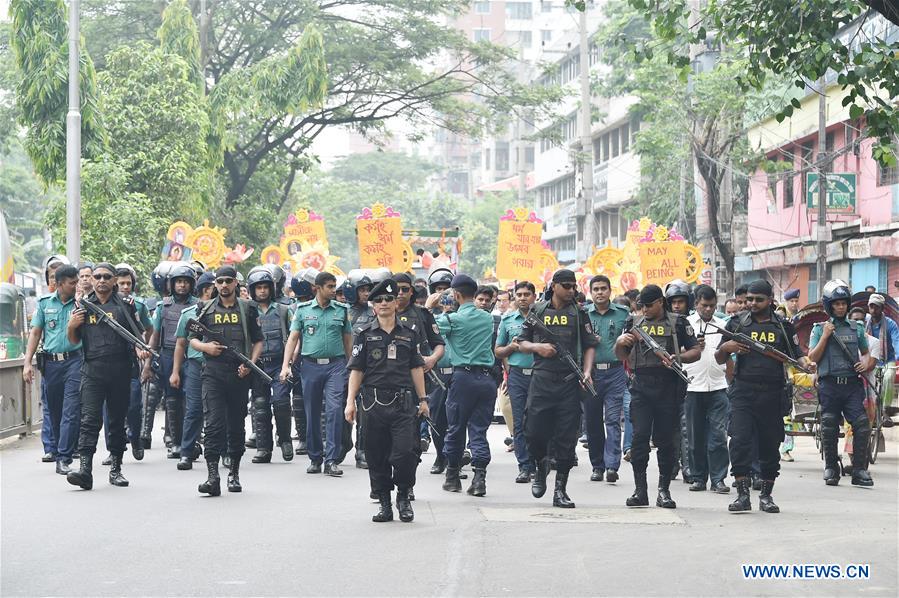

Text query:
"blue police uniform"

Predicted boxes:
[[495, 309, 534, 473], [152, 294, 197, 454], [251, 301, 293, 458], [585, 301, 630, 477], [289, 298, 352, 466], [31, 291, 82, 464], [175, 304, 204, 462]]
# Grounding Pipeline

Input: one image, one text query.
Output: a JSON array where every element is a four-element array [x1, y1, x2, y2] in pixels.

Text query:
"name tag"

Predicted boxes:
[[387, 344, 397, 360]]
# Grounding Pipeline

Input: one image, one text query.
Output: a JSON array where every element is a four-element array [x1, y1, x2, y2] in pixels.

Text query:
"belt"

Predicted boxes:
[[510, 366, 533, 376], [258, 356, 280, 364], [360, 386, 408, 411], [733, 377, 784, 389], [594, 362, 623, 371], [46, 350, 81, 362], [303, 356, 344, 365], [438, 367, 454, 375], [821, 375, 860, 385], [457, 365, 490, 373]]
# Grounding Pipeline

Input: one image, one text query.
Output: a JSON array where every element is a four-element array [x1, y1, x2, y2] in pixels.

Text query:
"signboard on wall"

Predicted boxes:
[[847, 237, 871, 259], [806, 173, 856, 213]]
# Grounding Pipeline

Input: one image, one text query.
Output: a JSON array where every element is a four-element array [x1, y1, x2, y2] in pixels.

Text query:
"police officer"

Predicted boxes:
[[66, 263, 148, 490], [23, 264, 82, 474], [343, 269, 374, 468], [140, 261, 175, 450], [394, 272, 445, 455], [584, 274, 630, 483], [715, 279, 812, 513], [664, 280, 694, 484], [494, 280, 537, 483], [287, 268, 319, 455], [279, 271, 352, 476], [518, 269, 598, 508], [147, 262, 197, 459], [808, 280, 874, 487], [423, 267, 455, 474], [615, 284, 701, 509], [190, 266, 264, 495], [36, 255, 72, 461], [171, 272, 216, 470], [246, 267, 293, 464], [345, 279, 429, 522], [425, 274, 495, 496]]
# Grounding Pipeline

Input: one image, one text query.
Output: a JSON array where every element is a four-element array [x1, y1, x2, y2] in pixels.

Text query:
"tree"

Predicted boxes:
[[9, 0, 105, 185], [625, 0, 899, 163]]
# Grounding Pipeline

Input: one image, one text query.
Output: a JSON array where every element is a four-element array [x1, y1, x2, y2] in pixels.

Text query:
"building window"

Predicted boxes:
[[611, 130, 620, 158], [525, 146, 535, 169], [473, 28, 491, 42], [620, 123, 630, 154], [485, 148, 491, 170], [768, 173, 779, 206], [541, 1, 552, 12], [512, 30, 532, 48], [474, 1, 490, 14], [496, 146, 510, 171], [506, 2, 532, 19], [784, 172, 794, 208], [878, 159, 899, 186], [541, 29, 552, 44]]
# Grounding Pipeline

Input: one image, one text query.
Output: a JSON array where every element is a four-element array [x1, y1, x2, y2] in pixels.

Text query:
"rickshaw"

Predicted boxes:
[[0, 282, 26, 360]]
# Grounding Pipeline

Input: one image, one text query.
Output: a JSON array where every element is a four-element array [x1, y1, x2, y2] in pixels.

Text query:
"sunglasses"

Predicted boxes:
[[745, 295, 768, 303], [396, 286, 412, 293], [215, 277, 235, 285], [92, 273, 114, 281], [372, 295, 396, 304], [558, 282, 576, 290]]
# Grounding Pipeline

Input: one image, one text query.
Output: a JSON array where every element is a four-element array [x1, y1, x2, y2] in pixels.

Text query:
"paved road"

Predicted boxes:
[[2, 421, 897, 597]]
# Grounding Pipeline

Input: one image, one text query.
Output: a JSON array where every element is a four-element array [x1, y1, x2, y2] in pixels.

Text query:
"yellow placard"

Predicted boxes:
[[638, 242, 688, 287], [185, 221, 227, 268], [357, 217, 405, 270], [260, 245, 288, 266], [284, 219, 327, 248], [496, 219, 543, 282]]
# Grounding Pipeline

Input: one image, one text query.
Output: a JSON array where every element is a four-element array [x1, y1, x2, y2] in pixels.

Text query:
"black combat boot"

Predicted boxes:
[[758, 480, 779, 513], [821, 413, 841, 486], [131, 437, 144, 461], [198, 456, 221, 496], [656, 475, 676, 508], [430, 455, 446, 475], [66, 453, 94, 490], [728, 476, 752, 512], [372, 492, 393, 522], [396, 488, 415, 522], [532, 458, 550, 498], [101, 453, 113, 466], [850, 416, 874, 487], [108, 454, 129, 487], [273, 404, 294, 462], [442, 466, 462, 492], [165, 396, 183, 459], [252, 449, 272, 464], [750, 472, 762, 491], [354, 418, 367, 468], [227, 455, 242, 492], [552, 471, 576, 508], [626, 469, 648, 506], [177, 455, 192, 470], [467, 466, 487, 497]]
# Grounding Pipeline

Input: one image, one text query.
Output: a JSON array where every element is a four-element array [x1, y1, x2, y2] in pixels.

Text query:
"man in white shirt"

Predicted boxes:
[[685, 285, 731, 493]]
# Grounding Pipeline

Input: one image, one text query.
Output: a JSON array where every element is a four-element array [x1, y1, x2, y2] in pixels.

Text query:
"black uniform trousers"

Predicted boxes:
[[78, 356, 132, 457], [201, 363, 251, 459], [728, 378, 784, 480], [628, 370, 681, 476], [361, 388, 419, 493], [525, 371, 582, 474]]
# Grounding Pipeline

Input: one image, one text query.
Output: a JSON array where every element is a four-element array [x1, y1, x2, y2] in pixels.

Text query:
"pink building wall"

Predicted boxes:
[[746, 122, 896, 250]]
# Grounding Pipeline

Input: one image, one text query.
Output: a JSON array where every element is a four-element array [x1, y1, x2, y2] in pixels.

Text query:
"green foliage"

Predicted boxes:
[[98, 42, 212, 220], [158, 0, 202, 88], [8, 0, 105, 185], [45, 159, 168, 281]]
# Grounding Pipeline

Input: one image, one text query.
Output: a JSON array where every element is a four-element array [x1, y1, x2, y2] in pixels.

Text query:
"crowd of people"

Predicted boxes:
[[24, 254, 885, 523]]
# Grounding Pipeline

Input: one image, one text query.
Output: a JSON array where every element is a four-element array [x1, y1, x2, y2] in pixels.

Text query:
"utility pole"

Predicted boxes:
[[816, 76, 828, 297], [516, 46, 527, 205], [199, 0, 209, 69], [65, 0, 81, 264], [577, 5, 594, 261]]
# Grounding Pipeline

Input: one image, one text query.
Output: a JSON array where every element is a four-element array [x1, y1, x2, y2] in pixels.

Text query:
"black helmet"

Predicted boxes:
[[341, 269, 372, 304], [428, 267, 454, 294], [368, 267, 392, 285], [43, 254, 70, 283], [290, 270, 316, 300], [247, 268, 275, 301], [196, 272, 216, 295], [664, 279, 693, 311], [822, 279, 852, 316], [261, 264, 286, 298], [168, 262, 197, 296]]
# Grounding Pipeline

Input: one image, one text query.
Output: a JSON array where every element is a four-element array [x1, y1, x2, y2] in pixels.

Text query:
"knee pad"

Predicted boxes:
[[820, 412, 840, 440], [850, 415, 870, 437], [252, 396, 271, 413]]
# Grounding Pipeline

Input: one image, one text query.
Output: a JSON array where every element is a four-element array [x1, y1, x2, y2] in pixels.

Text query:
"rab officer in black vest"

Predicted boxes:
[[615, 284, 701, 509], [66, 262, 149, 491], [715, 279, 813, 513], [190, 266, 264, 496]]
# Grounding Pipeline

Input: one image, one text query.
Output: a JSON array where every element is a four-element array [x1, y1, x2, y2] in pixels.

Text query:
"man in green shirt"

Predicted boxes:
[[584, 274, 630, 483], [280, 271, 352, 476], [426, 274, 495, 497], [495, 280, 536, 483]]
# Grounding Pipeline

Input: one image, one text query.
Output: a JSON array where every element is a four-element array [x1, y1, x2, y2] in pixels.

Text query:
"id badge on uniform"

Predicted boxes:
[[387, 343, 397, 360]]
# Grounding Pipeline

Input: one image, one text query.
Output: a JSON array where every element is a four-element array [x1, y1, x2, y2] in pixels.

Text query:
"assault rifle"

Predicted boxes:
[[186, 318, 273, 384], [522, 312, 597, 398], [427, 369, 446, 391], [630, 325, 693, 385], [79, 297, 158, 362], [703, 320, 811, 374]]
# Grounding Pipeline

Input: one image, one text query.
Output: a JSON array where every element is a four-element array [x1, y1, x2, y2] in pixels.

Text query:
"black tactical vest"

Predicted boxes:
[[257, 303, 287, 358], [532, 301, 581, 372], [398, 304, 432, 356], [202, 300, 247, 365], [160, 296, 195, 350], [81, 296, 134, 361], [734, 313, 788, 380], [818, 318, 860, 378], [630, 314, 677, 370]]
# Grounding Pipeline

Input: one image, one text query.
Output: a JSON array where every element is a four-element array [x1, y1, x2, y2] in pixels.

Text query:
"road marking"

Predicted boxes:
[[478, 507, 685, 525]]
